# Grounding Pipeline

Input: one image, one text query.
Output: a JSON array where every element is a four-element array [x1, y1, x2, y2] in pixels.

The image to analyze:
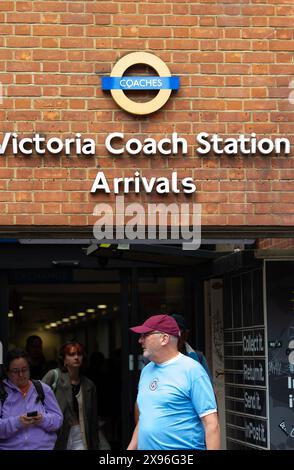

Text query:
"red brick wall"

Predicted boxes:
[[0, 1, 294, 229], [257, 238, 294, 249]]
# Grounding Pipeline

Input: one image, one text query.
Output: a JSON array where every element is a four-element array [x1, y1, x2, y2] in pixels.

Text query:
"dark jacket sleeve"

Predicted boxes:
[[89, 383, 100, 450]]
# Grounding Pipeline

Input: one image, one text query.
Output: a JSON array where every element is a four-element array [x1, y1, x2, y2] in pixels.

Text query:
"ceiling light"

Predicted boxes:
[[97, 304, 107, 309], [50, 322, 57, 327], [78, 312, 86, 317], [86, 308, 95, 313], [62, 318, 70, 323], [8, 311, 14, 318], [70, 315, 77, 320]]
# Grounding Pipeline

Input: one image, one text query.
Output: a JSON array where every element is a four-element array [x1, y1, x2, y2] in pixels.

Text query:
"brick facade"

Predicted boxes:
[[0, 1, 294, 230], [257, 238, 294, 249]]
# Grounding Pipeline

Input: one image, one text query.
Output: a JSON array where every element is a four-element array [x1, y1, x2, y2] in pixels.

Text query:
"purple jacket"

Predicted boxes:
[[0, 379, 63, 450]]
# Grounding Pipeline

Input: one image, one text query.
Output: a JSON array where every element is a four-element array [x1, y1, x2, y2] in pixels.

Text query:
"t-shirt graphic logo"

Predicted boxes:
[[149, 378, 159, 391]]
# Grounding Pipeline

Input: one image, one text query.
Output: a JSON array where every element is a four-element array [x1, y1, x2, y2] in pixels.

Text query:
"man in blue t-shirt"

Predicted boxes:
[[127, 314, 220, 450]]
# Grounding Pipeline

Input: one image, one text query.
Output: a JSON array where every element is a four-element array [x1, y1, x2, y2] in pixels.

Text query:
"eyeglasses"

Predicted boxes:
[[140, 331, 164, 339], [9, 367, 29, 375]]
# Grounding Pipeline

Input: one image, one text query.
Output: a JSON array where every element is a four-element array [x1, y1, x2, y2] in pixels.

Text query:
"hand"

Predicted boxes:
[[20, 415, 35, 426], [31, 413, 43, 424], [20, 414, 43, 426]]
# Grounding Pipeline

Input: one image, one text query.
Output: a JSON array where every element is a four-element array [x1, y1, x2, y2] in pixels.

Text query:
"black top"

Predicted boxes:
[[71, 382, 81, 418]]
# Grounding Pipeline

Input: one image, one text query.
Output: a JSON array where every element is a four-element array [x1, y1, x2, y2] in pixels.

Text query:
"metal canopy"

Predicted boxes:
[[0, 225, 293, 239]]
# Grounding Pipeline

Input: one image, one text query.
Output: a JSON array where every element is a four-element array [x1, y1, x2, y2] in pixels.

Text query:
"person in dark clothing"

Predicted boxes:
[[42, 341, 99, 450], [25, 335, 49, 380]]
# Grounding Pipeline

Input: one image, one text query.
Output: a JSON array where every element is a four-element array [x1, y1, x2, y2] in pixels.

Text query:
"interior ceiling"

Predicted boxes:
[[10, 283, 121, 329], [9, 277, 170, 329], [4, 242, 255, 332]]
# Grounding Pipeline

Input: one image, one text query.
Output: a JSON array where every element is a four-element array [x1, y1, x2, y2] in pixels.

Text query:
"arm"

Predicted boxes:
[[89, 385, 100, 450], [127, 422, 139, 450], [0, 411, 44, 438], [36, 385, 63, 432], [201, 412, 220, 450], [134, 400, 139, 425], [0, 386, 29, 439], [0, 414, 23, 439]]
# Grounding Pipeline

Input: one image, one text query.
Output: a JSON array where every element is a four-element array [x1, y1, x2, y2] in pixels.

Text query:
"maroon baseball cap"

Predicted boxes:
[[130, 314, 180, 337]]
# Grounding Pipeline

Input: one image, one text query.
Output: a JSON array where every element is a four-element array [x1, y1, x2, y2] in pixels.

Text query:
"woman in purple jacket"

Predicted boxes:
[[0, 348, 63, 450]]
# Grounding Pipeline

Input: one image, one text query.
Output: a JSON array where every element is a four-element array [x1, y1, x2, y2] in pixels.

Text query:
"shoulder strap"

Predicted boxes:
[[0, 380, 8, 418], [32, 379, 45, 405], [0, 380, 45, 412], [0, 380, 8, 405], [51, 368, 59, 392]]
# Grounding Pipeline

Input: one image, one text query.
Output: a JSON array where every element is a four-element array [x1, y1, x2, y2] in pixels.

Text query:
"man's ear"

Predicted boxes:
[[161, 333, 170, 346]]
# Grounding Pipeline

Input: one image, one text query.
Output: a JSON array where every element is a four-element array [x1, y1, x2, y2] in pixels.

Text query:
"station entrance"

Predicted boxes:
[[0, 240, 293, 449], [1, 242, 214, 449]]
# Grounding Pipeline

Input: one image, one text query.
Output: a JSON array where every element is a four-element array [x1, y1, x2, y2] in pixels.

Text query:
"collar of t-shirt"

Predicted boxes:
[[155, 352, 182, 367]]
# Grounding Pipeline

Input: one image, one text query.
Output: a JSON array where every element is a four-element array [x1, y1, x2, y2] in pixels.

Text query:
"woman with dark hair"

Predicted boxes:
[[42, 341, 99, 450], [0, 348, 63, 450]]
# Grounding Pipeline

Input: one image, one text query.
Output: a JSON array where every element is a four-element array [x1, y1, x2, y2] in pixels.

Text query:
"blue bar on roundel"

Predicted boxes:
[[101, 76, 180, 90]]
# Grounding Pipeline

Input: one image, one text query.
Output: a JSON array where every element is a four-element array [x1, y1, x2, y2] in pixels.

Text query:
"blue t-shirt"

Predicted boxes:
[[185, 345, 213, 383], [137, 353, 217, 450]]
